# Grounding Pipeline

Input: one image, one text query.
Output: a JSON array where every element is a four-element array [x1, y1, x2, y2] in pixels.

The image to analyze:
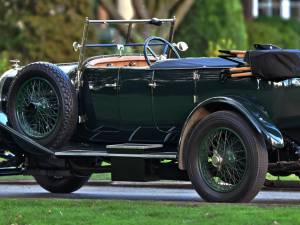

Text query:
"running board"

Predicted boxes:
[[55, 143, 175, 159], [106, 143, 163, 150], [55, 150, 177, 159]]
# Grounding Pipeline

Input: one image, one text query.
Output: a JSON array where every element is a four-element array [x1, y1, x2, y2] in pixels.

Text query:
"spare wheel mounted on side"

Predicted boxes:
[[7, 62, 78, 149]]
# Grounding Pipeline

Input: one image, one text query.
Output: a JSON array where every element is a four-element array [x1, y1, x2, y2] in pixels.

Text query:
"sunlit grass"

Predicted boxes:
[[0, 173, 298, 183], [0, 173, 112, 181], [1, 199, 300, 225]]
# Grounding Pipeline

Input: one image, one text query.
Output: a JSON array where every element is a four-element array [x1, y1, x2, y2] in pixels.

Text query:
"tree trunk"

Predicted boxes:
[[242, 0, 253, 21]]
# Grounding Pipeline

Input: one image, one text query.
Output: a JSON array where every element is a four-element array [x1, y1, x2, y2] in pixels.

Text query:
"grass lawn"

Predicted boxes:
[[0, 199, 299, 225], [0, 173, 298, 183], [0, 173, 112, 181], [266, 173, 300, 181]]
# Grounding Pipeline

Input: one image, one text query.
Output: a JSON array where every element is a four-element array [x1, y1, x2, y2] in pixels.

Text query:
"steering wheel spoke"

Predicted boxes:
[[143, 36, 180, 66], [147, 46, 159, 60]]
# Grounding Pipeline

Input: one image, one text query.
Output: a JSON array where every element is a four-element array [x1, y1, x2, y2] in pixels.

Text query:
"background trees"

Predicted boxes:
[[0, 0, 90, 67], [96, 0, 194, 29], [1, 0, 300, 73], [247, 17, 300, 49], [175, 0, 248, 56]]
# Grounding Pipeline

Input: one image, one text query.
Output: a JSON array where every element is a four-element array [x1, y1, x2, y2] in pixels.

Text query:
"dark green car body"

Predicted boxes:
[[67, 63, 289, 153], [1, 18, 299, 202]]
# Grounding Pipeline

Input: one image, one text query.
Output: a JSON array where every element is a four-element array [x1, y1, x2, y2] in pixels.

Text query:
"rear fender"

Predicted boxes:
[[178, 96, 284, 170]]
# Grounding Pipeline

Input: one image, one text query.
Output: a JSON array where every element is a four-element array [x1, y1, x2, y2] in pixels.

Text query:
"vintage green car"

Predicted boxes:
[[0, 17, 299, 203]]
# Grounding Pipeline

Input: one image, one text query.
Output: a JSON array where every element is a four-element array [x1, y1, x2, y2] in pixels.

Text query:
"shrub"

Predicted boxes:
[[247, 17, 300, 49], [175, 0, 248, 56], [0, 52, 10, 74], [0, 0, 91, 64]]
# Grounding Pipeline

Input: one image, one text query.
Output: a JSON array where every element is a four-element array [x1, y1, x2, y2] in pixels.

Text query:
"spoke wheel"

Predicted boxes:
[[187, 111, 268, 202], [8, 62, 77, 148], [15, 77, 60, 139], [199, 127, 247, 193]]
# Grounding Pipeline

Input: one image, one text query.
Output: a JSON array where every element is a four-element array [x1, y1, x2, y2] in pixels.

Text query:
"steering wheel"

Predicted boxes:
[[143, 36, 180, 66]]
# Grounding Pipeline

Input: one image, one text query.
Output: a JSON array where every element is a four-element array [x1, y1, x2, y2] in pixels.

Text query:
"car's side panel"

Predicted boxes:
[[79, 67, 121, 142], [119, 68, 153, 127], [78, 64, 300, 151], [272, 79, 300, 142], [151, 69, 196, 144], [118, 68, 163, 143], [193, 73, 284, 148]]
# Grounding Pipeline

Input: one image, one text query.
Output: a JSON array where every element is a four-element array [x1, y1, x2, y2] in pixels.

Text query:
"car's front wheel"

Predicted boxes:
[[34, 175, 90, 193], [186, 111, 268, 202]]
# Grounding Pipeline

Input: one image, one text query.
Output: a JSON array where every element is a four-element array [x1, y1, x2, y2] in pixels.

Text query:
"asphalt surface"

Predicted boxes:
[[1, 183, 300, 204]]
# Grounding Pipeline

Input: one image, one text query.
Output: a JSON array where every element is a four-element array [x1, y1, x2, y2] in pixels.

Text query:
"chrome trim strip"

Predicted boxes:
[[55, 150, 176, 159], [106, 143, 163, 150]]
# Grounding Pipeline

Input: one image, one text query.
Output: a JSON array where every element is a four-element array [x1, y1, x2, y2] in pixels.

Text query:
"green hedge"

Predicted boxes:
[[247, 17, 300, 49], [0, 0, 91, 64], [175, 0, 248, 56], [0, 52, 9, 74]]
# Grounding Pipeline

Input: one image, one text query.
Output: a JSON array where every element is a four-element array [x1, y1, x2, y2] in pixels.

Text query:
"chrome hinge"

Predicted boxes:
[[78, 115, 87, 123], [193, 71, 200, 80], [104, 82, 118, 88], [148, 82, 157, 88]]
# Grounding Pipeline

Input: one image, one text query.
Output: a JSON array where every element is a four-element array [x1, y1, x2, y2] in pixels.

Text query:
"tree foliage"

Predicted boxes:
[[175, 0, 248, 56], [0, 0, 91, 65], [96, 0, 194, 41], [247, 17, 300, 49]]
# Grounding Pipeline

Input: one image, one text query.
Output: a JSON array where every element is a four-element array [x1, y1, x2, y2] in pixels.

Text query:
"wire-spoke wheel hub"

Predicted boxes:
[[211, 151, 223, 169], [199, 127, 248, 193], [15, 77, 60, 139]]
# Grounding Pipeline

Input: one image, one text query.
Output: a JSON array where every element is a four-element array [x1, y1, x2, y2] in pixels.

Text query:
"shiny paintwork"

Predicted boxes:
[[70, 62, 300, 151]]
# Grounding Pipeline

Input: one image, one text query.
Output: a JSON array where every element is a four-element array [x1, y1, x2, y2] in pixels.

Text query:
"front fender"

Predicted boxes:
[[178, 96, 284, 170], [196, 96, 284, 148]]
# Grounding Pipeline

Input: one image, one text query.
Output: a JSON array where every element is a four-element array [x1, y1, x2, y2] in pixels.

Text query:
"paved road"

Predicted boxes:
[[1, 184, 300, 203]]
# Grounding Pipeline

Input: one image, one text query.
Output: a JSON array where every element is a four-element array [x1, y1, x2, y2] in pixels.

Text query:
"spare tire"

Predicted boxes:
[[7, 62, 77, 148]]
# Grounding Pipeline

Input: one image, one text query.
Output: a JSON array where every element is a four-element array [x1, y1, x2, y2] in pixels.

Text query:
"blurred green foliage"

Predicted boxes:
[[247, 17, 300, 49], [1, 0, 300, 66], [175, 0, 248, 57], [0, 52, 10, 73], [0, 0, 91, 65]]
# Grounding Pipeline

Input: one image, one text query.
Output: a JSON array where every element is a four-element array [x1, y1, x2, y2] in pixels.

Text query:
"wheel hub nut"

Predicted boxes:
[[212, 152, 223, 168]]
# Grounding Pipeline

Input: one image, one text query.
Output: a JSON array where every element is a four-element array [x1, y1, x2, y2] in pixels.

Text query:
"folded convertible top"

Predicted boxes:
[[245, 50, 300, 81]]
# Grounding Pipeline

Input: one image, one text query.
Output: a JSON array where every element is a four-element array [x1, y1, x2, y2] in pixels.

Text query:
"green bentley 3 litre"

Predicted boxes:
[[1, 17, 300, 202]]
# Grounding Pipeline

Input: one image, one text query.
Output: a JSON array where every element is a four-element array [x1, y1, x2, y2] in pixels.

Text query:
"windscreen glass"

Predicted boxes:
[[85, 22, 172, 57]]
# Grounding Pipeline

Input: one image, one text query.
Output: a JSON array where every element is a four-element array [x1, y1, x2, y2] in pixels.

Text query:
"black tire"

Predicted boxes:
[[7, 62, 77, 148], [186, 111, 268, 203], [34, 175, 90, 193]]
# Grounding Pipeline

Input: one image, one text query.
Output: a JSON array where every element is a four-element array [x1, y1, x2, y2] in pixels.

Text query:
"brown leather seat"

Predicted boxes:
[[87, 56, 153, 68]]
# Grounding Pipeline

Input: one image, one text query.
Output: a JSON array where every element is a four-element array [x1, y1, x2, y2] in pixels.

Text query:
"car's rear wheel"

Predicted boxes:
[[34, 175, 90, 193], [186, 111, 268, 202], [7, 62, 77, 148]]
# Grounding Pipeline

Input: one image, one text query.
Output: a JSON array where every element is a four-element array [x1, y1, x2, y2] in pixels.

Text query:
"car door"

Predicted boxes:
[[118, 67, 163, 142], [151, 69, 197, 143], [80, 67, 121, 142]]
